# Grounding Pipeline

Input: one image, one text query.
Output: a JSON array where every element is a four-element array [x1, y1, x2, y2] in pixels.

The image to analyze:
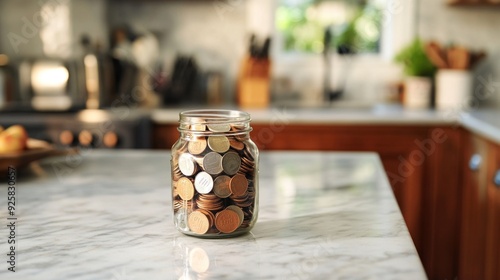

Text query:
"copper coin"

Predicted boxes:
[[207, 136, 230, 153], [178, 153, 197, 176], [230, 174, 248, 197], [196, 194, 224, 211], [188, 210, 210, 234], [226, 205, 244, 226], [215, 209, 240, 233], [213, 175, 232, 198], [229, 139, 244, 150], [188, 138, 207, 155], [207, 123, 231, 132], [203, 152, 223, 175], [231, 123, 247, 131], [194, 171, 214, 194], [177, 177, 194, 200], [222, 152, 241, 175]]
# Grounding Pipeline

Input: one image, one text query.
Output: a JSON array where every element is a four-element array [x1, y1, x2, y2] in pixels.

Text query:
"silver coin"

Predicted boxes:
[[203, 152, 223, 175], [178, 153, 196, 176], [207, 136, 230, 153], [190, 124, 207, 131], [207, 123, 231, 132], [194, 172, 214, 194], [222, 151, 241, 175]]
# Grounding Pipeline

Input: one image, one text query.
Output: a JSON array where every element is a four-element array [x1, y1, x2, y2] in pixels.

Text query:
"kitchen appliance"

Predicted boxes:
[[0, 109, 151, 149], [5, 53, 113, 112], [6, 58, 86, 111]]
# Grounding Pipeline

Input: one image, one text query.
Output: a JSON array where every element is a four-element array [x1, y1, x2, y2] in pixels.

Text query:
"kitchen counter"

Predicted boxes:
[[151, 106, 500, 144], [0, 151, 425, 279]]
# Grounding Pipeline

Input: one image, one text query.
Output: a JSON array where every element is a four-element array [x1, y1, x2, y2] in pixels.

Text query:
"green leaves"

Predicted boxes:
[[395, 39, 436, 77]]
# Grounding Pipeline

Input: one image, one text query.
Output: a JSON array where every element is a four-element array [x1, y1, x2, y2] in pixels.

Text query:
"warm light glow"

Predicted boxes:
[[311, 2, 348, 26], [0, 54, 9, 66], [77, 109, 110, 123], [31, 62, 69, 94]]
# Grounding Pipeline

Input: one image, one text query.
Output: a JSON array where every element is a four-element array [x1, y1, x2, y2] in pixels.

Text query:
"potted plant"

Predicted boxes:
[[395, 39, 437, 108]]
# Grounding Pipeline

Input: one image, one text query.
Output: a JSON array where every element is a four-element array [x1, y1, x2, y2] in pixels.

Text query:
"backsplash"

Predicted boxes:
[[107, 0, 247, 104], [0, 0, 107, 58], [1, 0, 500, 108], [418, 0, 500, 108]]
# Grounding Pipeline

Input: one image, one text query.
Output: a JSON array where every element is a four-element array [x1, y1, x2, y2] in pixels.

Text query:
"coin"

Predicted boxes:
[[177, 177, 194, 200], [196, 194, 224, 211], [207, 136, 230, 153], [178, 153, 197, 176], [198, 208, 215, 227], [226, 205, 244, 226], [215, 209, 240, 233], [188, 210, 210, 234], [229, 139, 244, 150], [188, 138, 207, 155], [222, 152, 241, 175], [190, 124, 207, 131], [194, 172, 214, 194], [213, 175, 231, 198], [207, 123, 231, 132], [189, 247, 210, 273], [230, 174, 248, 197], [203, 152, 223, 175]]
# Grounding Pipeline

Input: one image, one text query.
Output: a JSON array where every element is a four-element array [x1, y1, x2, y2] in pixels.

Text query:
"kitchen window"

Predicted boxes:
[[276, 0, 383, 54]]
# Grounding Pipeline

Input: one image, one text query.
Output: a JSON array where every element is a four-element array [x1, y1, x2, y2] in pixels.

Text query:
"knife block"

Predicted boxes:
[[237, 56, 271, 108]]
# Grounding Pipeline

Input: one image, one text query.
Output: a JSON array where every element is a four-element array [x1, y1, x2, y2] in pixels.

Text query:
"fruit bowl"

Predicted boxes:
[[0, 139, 69, 176]]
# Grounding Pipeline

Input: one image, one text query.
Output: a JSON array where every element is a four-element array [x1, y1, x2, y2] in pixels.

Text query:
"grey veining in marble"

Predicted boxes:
[[0, 151, 426, 280]]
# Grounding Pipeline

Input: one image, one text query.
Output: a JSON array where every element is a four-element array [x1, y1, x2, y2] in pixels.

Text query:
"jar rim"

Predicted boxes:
[[179, 109, 251, 125]]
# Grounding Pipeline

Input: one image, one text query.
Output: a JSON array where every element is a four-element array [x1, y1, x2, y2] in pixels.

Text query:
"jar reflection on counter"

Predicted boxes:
[[170, 110, 259, 238], [173, 235, 261, 278]]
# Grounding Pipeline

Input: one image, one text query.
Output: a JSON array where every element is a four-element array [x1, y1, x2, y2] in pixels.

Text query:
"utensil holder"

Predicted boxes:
[[436, 70, 472, 110]]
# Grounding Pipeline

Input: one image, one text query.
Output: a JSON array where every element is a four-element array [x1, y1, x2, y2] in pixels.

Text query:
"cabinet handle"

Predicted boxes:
[[469, 154, 482, 171], [494, 170, 500, 188]]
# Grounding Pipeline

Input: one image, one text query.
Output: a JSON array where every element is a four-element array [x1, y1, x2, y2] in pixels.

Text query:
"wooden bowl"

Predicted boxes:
[[0, 139, 70, 175]]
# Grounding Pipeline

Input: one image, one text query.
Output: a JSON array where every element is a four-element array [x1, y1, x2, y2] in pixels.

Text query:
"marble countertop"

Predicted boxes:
[[152, 106, 500, 144], [0, 151, 426, 280], [151, 105, 455, 125]]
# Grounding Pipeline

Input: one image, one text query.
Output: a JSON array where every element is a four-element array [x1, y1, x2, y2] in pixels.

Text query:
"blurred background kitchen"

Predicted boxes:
[[0, 0, 499, 149]]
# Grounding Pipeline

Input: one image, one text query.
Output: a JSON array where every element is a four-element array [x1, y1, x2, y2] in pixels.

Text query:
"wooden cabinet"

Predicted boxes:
[[459, 133, 500, 280], [459, 132, 489, 279], [485, 143, 500, 280]]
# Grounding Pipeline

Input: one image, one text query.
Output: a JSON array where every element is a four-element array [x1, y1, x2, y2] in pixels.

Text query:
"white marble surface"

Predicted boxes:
[[461, 110, 500, 145], [0, 151, 425, 280], [151, 105, 455, 125]]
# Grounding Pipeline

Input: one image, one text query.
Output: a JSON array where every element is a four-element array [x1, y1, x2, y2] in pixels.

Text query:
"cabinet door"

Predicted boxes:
[[485, 143, 500, 280], [459, 132, 489, 279]]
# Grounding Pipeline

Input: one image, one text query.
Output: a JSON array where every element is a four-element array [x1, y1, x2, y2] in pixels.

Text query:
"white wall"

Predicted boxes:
[[0, 0, 107, 59]]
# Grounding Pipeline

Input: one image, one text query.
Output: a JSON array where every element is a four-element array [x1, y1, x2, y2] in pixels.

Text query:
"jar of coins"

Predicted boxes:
[[171, 110, 259, 238]]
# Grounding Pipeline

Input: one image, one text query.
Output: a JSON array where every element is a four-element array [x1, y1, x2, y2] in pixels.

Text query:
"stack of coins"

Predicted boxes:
[[172, 123, 257, 236]]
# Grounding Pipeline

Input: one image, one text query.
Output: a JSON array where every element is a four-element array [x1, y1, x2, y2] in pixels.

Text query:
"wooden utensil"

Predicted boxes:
[[426, 42, 448, 69], [470, 51, 486, 69], [455, 47, 470, 70]]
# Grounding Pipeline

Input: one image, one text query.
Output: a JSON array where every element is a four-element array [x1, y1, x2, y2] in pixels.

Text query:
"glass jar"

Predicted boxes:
[[171, 110, 259, 238]]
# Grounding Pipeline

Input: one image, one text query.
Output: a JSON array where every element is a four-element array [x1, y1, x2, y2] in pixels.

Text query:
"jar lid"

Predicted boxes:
[[178, 110, 251, 134]]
